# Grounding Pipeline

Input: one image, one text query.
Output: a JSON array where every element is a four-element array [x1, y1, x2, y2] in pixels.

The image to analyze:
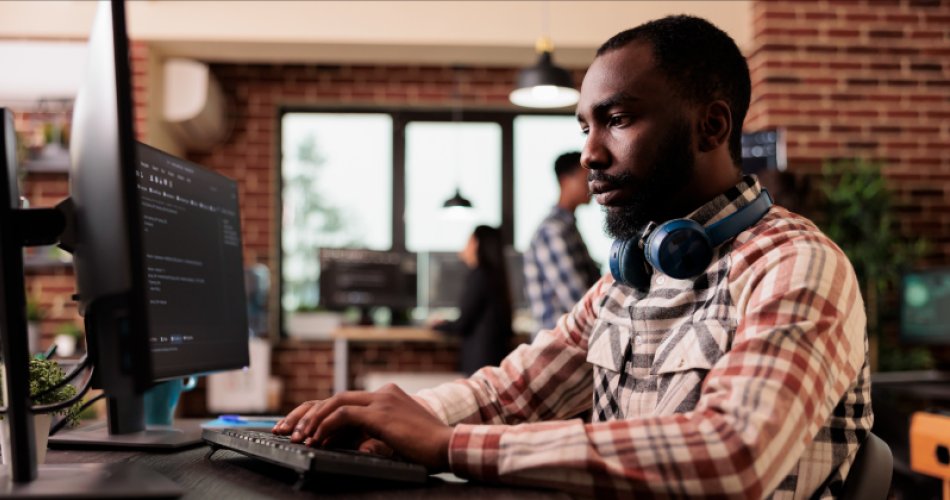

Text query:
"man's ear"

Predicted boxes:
[[697, 100, 732, 153]]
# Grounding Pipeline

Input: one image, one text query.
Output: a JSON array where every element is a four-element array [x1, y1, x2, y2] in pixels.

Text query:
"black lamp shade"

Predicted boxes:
[[442, 188, 473, 209], [509, 51, 580, 108]]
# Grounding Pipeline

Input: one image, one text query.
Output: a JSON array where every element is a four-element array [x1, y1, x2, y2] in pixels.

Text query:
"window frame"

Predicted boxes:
[[276, 106, 575, 321]]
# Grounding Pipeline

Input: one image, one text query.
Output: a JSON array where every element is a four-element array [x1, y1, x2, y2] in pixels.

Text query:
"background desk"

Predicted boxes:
[[331, 326, 453, 394], [45, 445, 566, 499], [871, 370, 950, 498]]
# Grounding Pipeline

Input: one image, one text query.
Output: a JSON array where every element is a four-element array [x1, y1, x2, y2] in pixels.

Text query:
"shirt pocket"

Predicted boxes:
[[651, 319, 735, 415], [586, 318, 631, 373]]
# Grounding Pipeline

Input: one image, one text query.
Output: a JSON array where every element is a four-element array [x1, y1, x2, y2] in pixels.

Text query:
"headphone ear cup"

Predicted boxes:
[[609, 238, 652, 290], [645, 220, 713, 280]]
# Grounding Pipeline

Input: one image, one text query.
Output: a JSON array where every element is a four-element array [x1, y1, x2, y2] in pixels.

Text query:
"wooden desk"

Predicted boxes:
[[330, 326, 452, 394], [45, 445, 565, 499]]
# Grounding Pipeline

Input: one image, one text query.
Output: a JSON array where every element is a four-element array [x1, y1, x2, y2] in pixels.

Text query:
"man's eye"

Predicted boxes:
[[580, 128, 589, 136], [608, 115, 632, 127]]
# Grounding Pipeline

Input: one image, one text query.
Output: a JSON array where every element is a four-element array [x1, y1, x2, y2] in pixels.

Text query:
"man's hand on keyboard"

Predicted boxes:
[[273, 383, 452, 473]]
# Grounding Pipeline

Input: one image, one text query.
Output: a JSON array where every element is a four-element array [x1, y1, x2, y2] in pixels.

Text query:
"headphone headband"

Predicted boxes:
[[610, 188, 773, 290]]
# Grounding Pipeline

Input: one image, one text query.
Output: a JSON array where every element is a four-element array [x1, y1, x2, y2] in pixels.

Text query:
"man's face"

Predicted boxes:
[[576, 42, 697, 240]]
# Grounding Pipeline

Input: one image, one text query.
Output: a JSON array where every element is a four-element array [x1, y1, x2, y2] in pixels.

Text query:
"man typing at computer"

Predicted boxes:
[[275, 16, 872, 498]]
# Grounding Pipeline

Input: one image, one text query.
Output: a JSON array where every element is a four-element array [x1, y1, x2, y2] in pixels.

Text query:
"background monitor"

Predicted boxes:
[[901, 269, 950, 345], [420, 248, 527, 311], [741, 129, 786, 174], [319, 248, 417, 311], [420, 251, 469, 309]]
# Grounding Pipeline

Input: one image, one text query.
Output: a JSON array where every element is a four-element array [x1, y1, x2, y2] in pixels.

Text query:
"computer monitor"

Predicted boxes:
[[421, 248, 527, 311], [1, 0, 248, 458], [319, 248, 417, 323], [505, 247, 528, 311], [741, 129, 786, 174], [0, 1, 219, 493], [421, 252, 469, 309], [901, 269, 950, 346], [49, 6, 249, 449]]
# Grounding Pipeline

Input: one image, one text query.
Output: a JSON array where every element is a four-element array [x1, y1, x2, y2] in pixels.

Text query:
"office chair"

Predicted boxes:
[[839, 433, 893, 500]]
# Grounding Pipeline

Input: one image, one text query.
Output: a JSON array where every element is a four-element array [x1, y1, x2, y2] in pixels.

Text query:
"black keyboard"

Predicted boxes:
[[203, 428, 429, 485]]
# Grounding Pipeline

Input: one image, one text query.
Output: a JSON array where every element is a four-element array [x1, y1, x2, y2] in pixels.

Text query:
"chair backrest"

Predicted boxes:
[[840, 433, 893, 500]]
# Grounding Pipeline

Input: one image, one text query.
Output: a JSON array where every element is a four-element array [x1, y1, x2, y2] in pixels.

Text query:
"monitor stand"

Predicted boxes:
[[0, 463, 182, 498], [48, 418, 204, 450]]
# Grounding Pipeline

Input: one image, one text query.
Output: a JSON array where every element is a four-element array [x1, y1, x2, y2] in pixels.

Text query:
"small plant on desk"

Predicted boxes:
[[0, 356, 84, 424], [0, 357, 85, 461]]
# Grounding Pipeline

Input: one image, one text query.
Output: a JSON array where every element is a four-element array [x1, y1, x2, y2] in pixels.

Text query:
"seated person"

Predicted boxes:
[[274, 16, 871, 498], [431, 225, 514, 376]]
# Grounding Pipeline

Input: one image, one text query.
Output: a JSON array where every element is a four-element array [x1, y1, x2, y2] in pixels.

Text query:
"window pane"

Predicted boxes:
[[513, 115, 611, 272], [281, 113, 392, 312], [405, 122, 502, 252]]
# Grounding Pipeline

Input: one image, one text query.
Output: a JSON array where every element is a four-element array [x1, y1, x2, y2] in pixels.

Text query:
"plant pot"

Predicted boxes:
[[0, 413, 52, 467], [27, 321, 40, 355], [287, 312, 342, 340]]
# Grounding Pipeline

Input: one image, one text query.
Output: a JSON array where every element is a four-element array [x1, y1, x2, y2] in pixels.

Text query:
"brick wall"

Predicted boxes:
[[745, 0, 950, 263], [271, 341, 460, 411]]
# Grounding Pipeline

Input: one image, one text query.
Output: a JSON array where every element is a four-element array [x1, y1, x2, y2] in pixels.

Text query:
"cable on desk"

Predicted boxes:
[[48, 392, 104, 437]]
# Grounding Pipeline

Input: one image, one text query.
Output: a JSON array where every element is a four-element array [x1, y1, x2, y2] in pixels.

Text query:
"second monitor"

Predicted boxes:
[[319, 248, 417, 324]]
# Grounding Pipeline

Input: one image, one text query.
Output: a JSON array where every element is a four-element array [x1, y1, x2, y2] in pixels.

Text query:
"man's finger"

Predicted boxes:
[[273, 401, 316, 435], [296, 391, 376, 441], [358, 438, 394, 457], [292, 402, 325, 442], [309, 405, 373, 447]]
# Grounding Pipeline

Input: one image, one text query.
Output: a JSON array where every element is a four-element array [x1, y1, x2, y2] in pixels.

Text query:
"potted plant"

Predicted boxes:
[[286, 305, 342, 340], [818, 158, 930, 371], [0, 356, 84, 465]]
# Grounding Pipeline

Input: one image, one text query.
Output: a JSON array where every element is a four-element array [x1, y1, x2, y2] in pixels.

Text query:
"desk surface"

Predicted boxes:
[[45, 445, 565, 499], [332, 326, 447, 342]]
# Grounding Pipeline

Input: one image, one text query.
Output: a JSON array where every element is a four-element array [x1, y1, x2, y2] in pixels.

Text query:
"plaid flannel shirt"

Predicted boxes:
[[524, 206, 602, 331], [417, 177, 872, 499]]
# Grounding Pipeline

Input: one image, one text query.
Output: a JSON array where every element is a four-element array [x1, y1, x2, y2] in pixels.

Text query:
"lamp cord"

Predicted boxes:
[[452, 68, 463, 189], [542, 0, 550, 40]]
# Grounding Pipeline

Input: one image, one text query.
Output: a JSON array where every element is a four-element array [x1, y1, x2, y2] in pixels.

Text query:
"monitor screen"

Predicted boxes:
[[505, 248, 527, 310], [137, 142, 249, 379], [422, 252, 469, 309], [741, 129, 786, 174], [319, 248, 417, 310], [901, 269, 950, 345], [421, 248, 527, 310]]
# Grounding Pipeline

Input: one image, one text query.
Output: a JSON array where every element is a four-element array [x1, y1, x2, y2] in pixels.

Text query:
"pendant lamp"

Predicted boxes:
[[441, 67, 475, 215], [443, 188, 472, 209], [509, 36, 579, 109]]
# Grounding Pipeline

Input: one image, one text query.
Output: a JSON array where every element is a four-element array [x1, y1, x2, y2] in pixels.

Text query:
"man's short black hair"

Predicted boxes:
[[554, 152, 582, 180], [597, 15, 751, 167]]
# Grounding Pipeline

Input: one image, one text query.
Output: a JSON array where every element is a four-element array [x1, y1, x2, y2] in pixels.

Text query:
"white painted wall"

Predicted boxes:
[[0, 1, 751, 66]]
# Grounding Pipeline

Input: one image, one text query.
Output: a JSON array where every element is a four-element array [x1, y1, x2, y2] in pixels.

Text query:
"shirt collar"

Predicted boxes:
[[550, 205, 576, 224], [685, 175, 762, 228]]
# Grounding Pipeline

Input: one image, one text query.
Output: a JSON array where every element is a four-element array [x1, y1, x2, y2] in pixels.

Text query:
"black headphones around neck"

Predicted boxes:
[[608, 189, 773, 291]]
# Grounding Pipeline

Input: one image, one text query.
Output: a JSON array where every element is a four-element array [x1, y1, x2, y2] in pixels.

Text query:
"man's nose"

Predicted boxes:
[[581, 133, 609, 170]]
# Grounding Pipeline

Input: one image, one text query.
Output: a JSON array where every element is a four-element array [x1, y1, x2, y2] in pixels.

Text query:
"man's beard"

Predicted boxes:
[[597, 120, 696, 241]]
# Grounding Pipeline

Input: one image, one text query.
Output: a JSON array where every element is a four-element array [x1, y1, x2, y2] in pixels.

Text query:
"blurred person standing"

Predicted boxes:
[[524, 152, 601, 331], [432, 225, 514, 375]]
